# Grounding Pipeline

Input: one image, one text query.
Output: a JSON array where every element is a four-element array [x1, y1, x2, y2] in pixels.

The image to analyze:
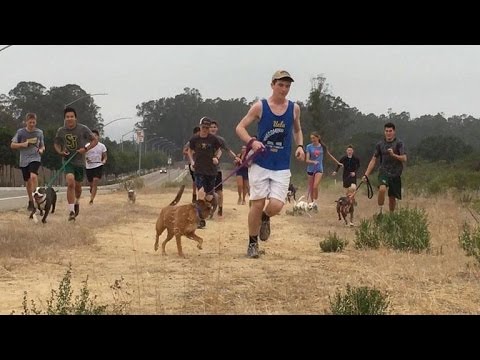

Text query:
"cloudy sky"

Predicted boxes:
[[1, 45, 479, 141]]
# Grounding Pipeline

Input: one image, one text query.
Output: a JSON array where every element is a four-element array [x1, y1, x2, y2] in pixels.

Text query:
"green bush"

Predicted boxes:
[[458, 222, 480, 264], [19, 264, 118, 315], [319, 232, 348, 252], [354, 219, 381, 249], [379, 208, 430, 252], [329, 284, 390, 315], [355, 208, 430, 252]]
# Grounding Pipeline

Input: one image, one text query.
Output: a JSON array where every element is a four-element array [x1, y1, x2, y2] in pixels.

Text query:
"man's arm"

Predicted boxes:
[[10, 131, 29, 150], [236, 101, 263, 151], [78, 132, 98, 154], [332, 157, 345, 175], [292, 103, 305, 161], [182, 143, 189, 156], [102, 149, 108, 165], [217, 137, 241, 162], [326, 148, 342, 167], [388, 150, 407, 163], [363, 155, 378, 180], [53, 130, 68, 156], [187, 139, 195, 166], [10, 140, 29, 150]]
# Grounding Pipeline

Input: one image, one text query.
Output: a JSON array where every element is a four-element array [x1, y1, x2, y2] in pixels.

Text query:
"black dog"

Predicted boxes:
[[287, 183, 297, 203], [30, 186, 57, 223]]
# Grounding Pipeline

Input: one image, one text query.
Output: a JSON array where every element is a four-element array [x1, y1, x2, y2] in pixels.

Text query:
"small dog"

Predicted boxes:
[[335, 185, 356, 226], [124, 180, 136, 204], [294, 197, 309, 212], [154, 185, 213, 258], [30, 186, 57, 224], [286, 183, 297, 203], [291, 195, 317, 217], [128, 189, 136, 204]]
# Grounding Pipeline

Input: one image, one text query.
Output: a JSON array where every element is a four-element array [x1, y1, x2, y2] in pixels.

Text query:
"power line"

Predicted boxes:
[[0, 45, 13, 53]]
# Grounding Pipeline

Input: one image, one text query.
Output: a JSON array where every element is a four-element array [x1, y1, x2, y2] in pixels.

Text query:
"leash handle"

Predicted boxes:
[[357, 175, 374, 199]]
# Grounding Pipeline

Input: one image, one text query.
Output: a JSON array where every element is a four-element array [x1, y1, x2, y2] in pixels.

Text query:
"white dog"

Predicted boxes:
[[291, 196, 317, 217]]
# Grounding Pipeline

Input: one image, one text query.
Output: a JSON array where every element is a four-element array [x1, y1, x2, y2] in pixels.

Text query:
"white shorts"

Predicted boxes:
[[248, 163, 291, 203]]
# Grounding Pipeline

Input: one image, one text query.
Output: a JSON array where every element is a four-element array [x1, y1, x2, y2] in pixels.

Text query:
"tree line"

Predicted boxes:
[[1, 76, 478, 185]]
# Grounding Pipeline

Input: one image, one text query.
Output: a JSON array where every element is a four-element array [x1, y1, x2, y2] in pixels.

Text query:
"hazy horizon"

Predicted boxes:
[[1, 45, 479, 141]]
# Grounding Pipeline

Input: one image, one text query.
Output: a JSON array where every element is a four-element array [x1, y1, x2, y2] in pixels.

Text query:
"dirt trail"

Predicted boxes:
[[1, 184, 479, 314]]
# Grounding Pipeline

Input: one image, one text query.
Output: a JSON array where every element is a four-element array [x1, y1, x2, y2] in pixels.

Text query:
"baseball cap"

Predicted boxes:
[[199, 116, 212, 126], [272, 70, 294, 82]]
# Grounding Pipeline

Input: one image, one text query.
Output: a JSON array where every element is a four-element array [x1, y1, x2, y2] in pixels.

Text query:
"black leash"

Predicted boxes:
[[357, 175, 374, 199]]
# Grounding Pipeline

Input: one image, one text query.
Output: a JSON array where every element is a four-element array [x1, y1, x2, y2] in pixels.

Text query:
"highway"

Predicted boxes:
[[0, 168, 187, 212]]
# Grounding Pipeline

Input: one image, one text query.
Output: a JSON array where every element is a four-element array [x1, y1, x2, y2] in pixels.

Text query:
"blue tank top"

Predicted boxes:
[[254, 99, 294, 171]]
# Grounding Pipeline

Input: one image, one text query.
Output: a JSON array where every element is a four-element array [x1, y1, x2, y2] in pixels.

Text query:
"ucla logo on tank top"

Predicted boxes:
[[264, 119, 287, 152]]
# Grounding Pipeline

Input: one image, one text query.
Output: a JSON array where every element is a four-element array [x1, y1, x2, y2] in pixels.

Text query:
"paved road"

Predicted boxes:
[[0, 168, 187, 212]]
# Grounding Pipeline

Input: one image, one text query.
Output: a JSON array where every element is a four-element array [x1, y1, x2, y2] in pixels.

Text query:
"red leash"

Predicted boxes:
[[213, 142, 265, 191]]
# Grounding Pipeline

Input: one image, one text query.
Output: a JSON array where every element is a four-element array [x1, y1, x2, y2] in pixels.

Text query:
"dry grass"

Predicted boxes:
[[1, 182, 480, 314]]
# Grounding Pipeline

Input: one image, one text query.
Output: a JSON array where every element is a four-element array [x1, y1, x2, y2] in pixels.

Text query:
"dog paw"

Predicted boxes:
[[197, 244, 203, 250]]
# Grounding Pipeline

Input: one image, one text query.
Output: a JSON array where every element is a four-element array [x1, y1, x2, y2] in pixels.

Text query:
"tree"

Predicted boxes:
[[304, 75, 355, 149], [415, 135, 472, 163]]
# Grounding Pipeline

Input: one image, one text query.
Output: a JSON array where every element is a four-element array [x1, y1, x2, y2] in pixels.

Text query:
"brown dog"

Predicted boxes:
[[154, 185, 213, 257], [336, 185, 357, 226], [336, 196, 354, 226]]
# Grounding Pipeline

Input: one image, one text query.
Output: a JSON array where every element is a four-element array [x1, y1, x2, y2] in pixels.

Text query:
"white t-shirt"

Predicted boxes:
[[85, 142, 107, 169]]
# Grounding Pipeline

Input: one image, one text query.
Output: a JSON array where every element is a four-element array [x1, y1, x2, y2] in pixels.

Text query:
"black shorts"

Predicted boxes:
[[20, 161, 41, 181], [378, 174, 402, 200], [195, 174, 217, 195], [343, 177, 357, 188], [215, 171, 223, 191], [86, 166, 104, 183], [236, 166, 248, 180]]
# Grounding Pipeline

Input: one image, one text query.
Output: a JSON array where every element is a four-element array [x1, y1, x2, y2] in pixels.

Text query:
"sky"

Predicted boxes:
[[1, 45, 480, 142]]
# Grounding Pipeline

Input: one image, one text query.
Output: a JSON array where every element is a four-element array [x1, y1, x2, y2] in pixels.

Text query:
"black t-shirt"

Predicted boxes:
[[189, 134, 221, 176], [336, 155, 360, 179]]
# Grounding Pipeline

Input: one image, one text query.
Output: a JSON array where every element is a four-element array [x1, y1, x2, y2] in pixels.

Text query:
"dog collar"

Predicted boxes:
[[35, 194, 47, 205]]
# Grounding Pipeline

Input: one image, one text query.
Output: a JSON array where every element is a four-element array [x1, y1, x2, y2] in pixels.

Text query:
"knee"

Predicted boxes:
[[267, 203, 284, 216]]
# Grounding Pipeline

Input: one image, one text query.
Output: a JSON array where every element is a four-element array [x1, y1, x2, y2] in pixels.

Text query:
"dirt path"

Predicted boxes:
[[1, 184, 479, 314]]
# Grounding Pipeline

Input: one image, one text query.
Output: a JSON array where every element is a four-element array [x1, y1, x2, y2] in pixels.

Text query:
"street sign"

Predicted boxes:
[[135, 129, 144, 144]]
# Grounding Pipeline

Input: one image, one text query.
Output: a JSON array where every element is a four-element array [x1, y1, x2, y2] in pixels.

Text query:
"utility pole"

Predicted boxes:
[[136, 129, 144, 174]]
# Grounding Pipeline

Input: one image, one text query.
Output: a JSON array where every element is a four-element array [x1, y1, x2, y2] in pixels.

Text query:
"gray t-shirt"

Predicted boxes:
[[11, 128, 44, 167], [374, 138, 406, 177], [54, 123, 94, 167]]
